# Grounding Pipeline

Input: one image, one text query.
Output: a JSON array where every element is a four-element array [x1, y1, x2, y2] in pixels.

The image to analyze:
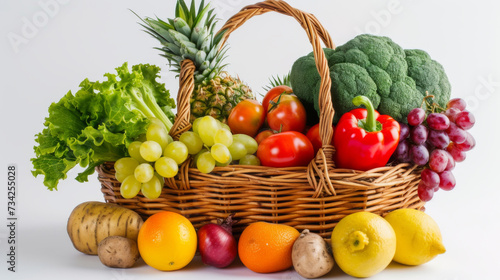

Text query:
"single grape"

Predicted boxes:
[[407, 108, 426, 126], [166, 135, 174, 145], [149, 117, 167, 131], [155, 157, 179, 178], [428, 130, 450, 149], [232, 134, 258, 155], [140, 140, 163, 162], [163, 141, 189, 165], [128, 141, 147, 163], [409, 144, 429, 166], [399, 122, 410, 142], [455, 132, 475, 152], [445, 122, 467, 144], [134, 163, 154, 183], [197, 116, 220, 146], [429, 149, 449, 173], [439, 171, 456, 191], [228, 141, 247, 160], [410, 125, 428, 145], [418, 182, 434, 202], [426, 113, 450, 131], [444, 108, 461, 123], [115, 171, 129, 183], [192, 117, 202, 134], [214, 128, 233, 147], [446, 143, 466, 162], [444, 150, 455, 171], [196, 151, 216, 174], [215, 154, 232, 167], [179, 131, 204, 155], [420, 168, 440, 189], [239, 154, 261, 166], [447, 98, 467, 111], [455, 111, 475, 130], [211, 143, 231, 163], [394, 139, 411, 163], [120, 175, 142, 199], [114, 157, 139, 176], [146, 123, 170, 149], [220, 122, 231, 132], [154, 172, 165, 185], [192, 148, 209, 169], [216, 119, 231, 132], [141, 175, 162, 199]]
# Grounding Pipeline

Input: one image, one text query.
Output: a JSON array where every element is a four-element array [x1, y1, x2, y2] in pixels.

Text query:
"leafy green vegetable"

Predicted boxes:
[[290, 34, 451, 123], [32, 63, 176, 190]]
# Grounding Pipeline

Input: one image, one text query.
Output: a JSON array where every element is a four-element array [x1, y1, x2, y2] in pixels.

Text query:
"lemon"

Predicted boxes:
[[331, 212, 396, 278], [384, 208, 446, 265]]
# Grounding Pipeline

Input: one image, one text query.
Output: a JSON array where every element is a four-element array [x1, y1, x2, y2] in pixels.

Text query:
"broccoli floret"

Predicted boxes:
[[316, 63, 380, 123], [405, 49, 451, 107], [378, 78, 422, 122], [290, 34, 451, 123]]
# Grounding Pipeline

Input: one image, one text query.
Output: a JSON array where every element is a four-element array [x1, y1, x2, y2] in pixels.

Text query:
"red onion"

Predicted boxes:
[[197, 214, 237, 268]]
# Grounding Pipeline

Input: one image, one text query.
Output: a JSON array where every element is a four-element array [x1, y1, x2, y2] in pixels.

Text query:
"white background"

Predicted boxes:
[[1, 0, 499, 279]]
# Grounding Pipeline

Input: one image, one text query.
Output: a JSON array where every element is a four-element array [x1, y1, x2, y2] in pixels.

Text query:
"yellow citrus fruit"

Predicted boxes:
[[238, 222, 300, 273], [331, 212, 396, 278], [384, 208, 446, 265], [137, 211, 197, 271]]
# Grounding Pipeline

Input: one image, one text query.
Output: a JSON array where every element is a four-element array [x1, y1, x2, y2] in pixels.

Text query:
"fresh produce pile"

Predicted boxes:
[[30, 0, 477, 278], [65, 201, 445, 278]]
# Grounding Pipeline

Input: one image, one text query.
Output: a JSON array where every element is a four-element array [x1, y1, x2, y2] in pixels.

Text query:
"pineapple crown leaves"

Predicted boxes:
[[132, 0, 229, 84], [262, 72, 292, 92]]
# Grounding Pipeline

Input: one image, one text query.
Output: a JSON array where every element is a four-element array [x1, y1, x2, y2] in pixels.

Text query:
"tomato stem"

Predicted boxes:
[[267, 93, 284, 112]]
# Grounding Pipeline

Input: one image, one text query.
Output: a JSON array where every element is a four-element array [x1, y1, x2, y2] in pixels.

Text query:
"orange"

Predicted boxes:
[[137, 211, 197, 271], [238, 222, 300, 273]]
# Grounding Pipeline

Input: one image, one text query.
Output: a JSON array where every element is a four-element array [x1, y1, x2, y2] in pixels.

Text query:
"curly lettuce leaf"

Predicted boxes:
[[32, 62, 175, 190]]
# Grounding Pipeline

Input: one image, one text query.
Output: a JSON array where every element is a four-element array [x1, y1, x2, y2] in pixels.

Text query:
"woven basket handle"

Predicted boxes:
[[172, 0, 335, 149], [169, 0, 338, 196]]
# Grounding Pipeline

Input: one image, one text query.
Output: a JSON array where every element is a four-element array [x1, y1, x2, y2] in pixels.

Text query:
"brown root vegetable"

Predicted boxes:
[[67, 201, 143, 255], [98, 236, 140, 268], [292, 229, 334, 279]]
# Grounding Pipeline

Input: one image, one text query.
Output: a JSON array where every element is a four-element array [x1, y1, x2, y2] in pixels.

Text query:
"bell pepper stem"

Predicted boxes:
[[352, 96, 377, 132]]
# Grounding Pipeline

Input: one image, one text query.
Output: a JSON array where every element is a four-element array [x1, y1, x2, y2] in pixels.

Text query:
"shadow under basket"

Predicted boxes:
[[96, 0, 425, 239]]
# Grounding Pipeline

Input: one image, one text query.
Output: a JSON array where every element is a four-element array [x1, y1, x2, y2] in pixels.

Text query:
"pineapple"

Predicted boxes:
[[135, 0, 253, 123]]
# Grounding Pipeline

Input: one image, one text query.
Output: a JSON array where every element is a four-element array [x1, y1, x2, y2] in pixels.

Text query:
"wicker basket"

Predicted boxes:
[[96, 0, 424, 239]]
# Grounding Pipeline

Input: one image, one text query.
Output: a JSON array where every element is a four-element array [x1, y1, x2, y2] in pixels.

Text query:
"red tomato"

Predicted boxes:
[[227, 99, 265, 137], [267, 94, 307, 133], [305, 123, 335, 154], [255, 129, 275, 144], [262, 85, 293, 113], [256, 131, 315, 167]]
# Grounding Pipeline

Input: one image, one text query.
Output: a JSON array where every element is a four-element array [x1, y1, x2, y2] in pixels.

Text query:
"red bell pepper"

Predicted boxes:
[[333, 96, 400, 171]]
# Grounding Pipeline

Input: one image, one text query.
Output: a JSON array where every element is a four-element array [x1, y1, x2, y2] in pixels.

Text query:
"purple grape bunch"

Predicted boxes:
[[393, 98, 476, 202]]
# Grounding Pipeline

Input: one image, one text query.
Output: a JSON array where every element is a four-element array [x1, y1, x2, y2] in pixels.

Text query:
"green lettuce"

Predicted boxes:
[[32, 62, 175, 190]]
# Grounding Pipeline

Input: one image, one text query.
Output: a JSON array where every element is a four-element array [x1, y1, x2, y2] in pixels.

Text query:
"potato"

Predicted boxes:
[[292, 229, 334, 279], [98, 236, 140, 268], [67, 201, 143, 255]]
